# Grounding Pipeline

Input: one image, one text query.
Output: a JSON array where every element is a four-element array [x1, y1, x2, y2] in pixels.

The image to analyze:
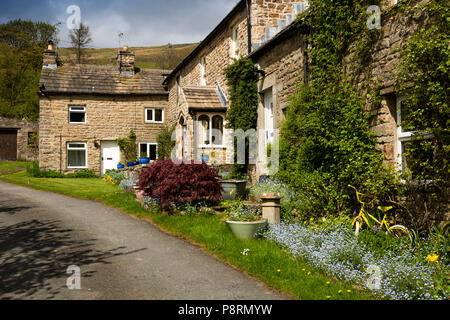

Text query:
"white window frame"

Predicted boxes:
[[67, 142, 88, 169], [264, 89, 274, 147], [139, 142, 158, 161], [145, 108, 165, 124], [198, 113, 224, 148], [396, 96, 433, 174], [231, 24, 240, 59], [69, 106, 86, 124]]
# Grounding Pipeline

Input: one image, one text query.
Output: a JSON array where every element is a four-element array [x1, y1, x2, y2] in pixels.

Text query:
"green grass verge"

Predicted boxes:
[[0, 162, 376, 300], [0, 161, 29, 176]]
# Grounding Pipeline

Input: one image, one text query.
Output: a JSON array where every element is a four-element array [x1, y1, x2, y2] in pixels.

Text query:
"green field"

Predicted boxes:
[[57, 43, 198, 70]]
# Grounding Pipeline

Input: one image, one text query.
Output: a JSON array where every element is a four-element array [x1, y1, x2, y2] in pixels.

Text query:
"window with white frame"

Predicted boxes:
[[200, 56, 207, 86], [396, 96, 434, 178], [231, 24, 240, 59], [139, 143, 158, 161], [198, 114, 224, 147], [67, 142, 87, 168], [145, 108, 164, 123], [69, 106, 86, 124]]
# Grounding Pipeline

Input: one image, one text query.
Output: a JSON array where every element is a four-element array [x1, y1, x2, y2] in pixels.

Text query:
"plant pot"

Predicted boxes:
[[117, 164, 125, 169], [127, 162, 137, 167], [139, 158, 150, 164], [221, 180, 247, 200], [201, 155, 209, 163], [226, 220, 268, 241]]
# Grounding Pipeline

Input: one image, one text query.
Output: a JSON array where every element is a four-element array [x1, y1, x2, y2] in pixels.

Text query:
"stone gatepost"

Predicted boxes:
[[260, 193, 282, 224]]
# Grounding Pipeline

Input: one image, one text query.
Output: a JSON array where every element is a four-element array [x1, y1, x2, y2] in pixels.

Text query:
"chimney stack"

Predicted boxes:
[[118, 46, 135, 76], [43, 40, 57, 70]]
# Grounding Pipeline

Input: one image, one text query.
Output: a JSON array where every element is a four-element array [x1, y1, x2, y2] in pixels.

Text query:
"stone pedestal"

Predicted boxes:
[[260, 192, 282, 224]]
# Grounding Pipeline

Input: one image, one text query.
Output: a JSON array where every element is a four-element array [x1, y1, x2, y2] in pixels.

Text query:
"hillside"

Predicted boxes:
[[57, 43, 198, 70]]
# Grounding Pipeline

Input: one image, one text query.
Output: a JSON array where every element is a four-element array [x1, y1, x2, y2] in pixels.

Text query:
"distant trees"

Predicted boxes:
[[69, 22, 92, 64], [0, 19, 58, 121]]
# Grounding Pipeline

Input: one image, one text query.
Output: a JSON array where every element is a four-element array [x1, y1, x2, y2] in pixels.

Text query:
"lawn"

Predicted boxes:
[[0, 161, 375, 300]]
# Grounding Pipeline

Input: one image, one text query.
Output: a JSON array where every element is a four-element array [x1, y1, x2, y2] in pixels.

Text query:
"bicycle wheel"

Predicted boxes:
[[389, 225, 409, 238]]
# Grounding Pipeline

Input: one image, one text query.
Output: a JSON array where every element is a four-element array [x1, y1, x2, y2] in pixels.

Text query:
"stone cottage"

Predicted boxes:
[[0, 117, 39, 161], [163, 0, 311, 179], [164, 0, 433, 181], [38, 43, 170, 175]]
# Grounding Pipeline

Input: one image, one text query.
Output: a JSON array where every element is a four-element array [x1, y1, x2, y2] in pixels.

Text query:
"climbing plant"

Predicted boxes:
[[224, 57, 259, 178], [394, 0, 449, 231], [278, 0, 400, 216], [117, 130, 137, 163]]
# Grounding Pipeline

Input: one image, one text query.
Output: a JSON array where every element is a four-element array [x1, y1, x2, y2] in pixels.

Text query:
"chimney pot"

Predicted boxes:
[[43, 40, 57, 70], [118, 47, 135, 76]]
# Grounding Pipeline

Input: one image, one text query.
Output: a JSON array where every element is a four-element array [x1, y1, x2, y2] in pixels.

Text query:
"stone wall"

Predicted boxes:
[[39, 94, 168, 174], [345, 0, 431, 166], [251, 27, 305, 178], [0, 117, 39, 161]]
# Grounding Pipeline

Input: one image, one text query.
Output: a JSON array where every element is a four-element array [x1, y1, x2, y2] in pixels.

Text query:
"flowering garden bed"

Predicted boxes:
[[264, 221, 448, 300]]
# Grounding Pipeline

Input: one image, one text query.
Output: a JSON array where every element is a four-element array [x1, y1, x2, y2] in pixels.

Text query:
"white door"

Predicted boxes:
[[101, 141, 120, 175], [264, 90, 274, 146]]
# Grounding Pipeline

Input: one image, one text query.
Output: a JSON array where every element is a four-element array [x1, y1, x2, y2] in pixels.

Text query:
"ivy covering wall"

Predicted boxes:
[[278, 0, 399, 216]]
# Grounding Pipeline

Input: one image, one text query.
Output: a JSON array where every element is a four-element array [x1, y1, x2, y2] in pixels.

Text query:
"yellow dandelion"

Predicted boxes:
[[326, 281, 331, 286], [338, 290, 343, 295], [277, 269, 281, 273], [307, 272, 311, 276], [426, 254, 439, 263], [325, 296, 331, 300], [347, 290, 352, 293], [230, 189, 235, 196]]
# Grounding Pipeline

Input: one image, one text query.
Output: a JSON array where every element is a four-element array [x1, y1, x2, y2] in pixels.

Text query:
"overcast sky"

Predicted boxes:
[[0, 0, 239, 48]]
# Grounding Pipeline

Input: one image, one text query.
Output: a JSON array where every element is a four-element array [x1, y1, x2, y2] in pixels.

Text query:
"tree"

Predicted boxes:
[[69, 23, 92, 64], [0, 19, 58, 121]]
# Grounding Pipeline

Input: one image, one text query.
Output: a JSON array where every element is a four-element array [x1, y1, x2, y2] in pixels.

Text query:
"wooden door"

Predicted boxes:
[[0, 130, 18, 161]]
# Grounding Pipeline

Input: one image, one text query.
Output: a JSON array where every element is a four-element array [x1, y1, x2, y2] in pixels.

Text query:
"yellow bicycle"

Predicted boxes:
[[349, 185, 408, 237]]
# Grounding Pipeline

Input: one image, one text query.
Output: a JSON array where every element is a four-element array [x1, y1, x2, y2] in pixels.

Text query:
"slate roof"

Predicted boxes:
[[182, 86, 227, 112], [39, 65, 170, 96]]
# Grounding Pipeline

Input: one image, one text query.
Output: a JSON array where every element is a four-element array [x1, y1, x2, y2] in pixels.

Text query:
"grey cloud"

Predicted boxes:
[[0, 0, 239, 48]]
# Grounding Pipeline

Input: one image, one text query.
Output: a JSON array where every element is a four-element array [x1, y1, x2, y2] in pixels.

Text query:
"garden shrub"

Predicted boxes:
[[104, 169, 125, 185], [26, 161, 97, 178], [137, 160, 223, 210], [66, 170, 98, 178], [157, 124, 176, 160], [117, 130, 137, 163]]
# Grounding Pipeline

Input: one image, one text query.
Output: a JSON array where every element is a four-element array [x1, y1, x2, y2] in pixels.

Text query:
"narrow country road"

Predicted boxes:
[[0, 181, 289, 300]]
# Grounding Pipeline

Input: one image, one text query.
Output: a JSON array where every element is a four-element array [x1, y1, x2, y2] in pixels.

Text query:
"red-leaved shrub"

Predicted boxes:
[[137, 160, 223, 210]]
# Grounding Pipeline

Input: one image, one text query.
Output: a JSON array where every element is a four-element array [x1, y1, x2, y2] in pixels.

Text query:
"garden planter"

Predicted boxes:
[[220, 180, 247, 200], [201, 155, 209, 163], [226, 220, 268, 241], [127, 162, 139, 167], [117, 164, 125, 169], [139, 158, 150, 164]]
